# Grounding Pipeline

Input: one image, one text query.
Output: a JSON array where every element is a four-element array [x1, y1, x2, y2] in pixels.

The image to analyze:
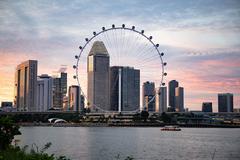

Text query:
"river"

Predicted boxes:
[[15, 127, 240, 160]]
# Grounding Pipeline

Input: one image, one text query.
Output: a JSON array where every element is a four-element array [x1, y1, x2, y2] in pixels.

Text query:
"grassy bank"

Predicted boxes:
[[0, 145, 69, 160], [0, 116, 69, 160]]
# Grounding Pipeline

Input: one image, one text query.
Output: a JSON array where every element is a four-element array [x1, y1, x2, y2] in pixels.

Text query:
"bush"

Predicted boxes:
[[0, 142, 70, 160], [0, 116, 21, 150], [0, 117, 70, 160]]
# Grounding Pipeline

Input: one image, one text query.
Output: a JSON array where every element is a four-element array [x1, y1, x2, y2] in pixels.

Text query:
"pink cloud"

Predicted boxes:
[[201, 59, 240, 68]]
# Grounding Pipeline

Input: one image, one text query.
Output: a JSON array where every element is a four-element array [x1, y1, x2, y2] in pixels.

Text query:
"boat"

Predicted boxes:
[[161, 125, 181, 131]]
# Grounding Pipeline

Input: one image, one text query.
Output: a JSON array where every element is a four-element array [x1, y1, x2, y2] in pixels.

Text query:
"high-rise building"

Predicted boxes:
[[52, 72, 67, 109], [218, 93, 233, 112], [142, 81, 155, 111], [175, 87, 184, 112], [60, 72, 67, 96], [202, 102, 212, 112], [0, 102, 15, 112], [87, 41, 110, 111], [14, 60, 37, 111], [110, 66, 140, 111], [168, 80, 179, 111], [68, 85, 84, 112], [36, 74, 53, 111], [80, 95, 85, 111], [155, 87, 167, 113], [63, 96, 69, 111], [1, 102, 13, 107]]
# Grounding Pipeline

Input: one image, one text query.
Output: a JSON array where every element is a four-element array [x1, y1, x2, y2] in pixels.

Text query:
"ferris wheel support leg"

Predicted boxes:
[[118, 68, 122, 112]]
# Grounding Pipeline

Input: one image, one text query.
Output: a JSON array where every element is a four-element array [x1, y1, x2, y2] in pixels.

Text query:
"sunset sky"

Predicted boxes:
[[0, 0, 239, 111]]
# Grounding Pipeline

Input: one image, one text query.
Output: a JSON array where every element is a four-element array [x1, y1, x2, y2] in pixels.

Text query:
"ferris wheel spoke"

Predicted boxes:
[[141, 54, 160, 64], [133, 48, 157, 65], [104, 30, 118, 64], [115, 29, 122, 66], [137, 44, 156, 59], [113, 30, 120, 66], [110, 29, 117, 65], [134, 41, 150, 58]]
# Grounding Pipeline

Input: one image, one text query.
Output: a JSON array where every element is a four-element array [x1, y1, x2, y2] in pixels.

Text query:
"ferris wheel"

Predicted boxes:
[[73, 24, 167, 112]]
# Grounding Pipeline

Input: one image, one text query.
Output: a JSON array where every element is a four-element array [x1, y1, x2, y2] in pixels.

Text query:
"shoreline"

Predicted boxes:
[[18, 122, 240, 128]]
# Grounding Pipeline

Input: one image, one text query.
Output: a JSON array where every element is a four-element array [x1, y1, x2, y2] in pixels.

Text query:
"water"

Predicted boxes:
[[15, 127, 240, 160]]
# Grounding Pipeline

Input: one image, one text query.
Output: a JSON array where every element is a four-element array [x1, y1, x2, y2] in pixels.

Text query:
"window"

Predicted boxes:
[[88, 55, 94, 71]]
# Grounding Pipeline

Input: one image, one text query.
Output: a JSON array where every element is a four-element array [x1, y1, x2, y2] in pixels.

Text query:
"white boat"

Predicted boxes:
[[161, 125, 181, 131]]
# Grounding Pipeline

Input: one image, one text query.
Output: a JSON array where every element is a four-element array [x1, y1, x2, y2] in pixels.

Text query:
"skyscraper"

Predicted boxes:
[[60, 72, 67, 96], [87, 41, 110, 111], [110, 66, 140, 111], [218, 93, 233, 112], [14, 60, 37, 111], [36, 74, 53, 111], [202, 102, 212, 112], [68, 85, 84, 112], [168, 80, 179, 111], [63, 96, 69, 111], [175, 87, 184, 112], [142, 81, 155, 111], [52, 72, 67, 109], [155, 87, 167, 113]]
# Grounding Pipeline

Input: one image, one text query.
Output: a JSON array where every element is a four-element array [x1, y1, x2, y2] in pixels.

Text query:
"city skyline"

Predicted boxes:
[[0, 0, 240, 111], [9, 58, 236, 112]]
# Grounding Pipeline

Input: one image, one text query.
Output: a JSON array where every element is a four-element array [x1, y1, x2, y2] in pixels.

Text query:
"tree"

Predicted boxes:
[[140, 110, 149, 122], [161, 112, 171, 123], [86, 108, 91, 113], [0, 116, 21, 150], [133, 113, 141, 122]]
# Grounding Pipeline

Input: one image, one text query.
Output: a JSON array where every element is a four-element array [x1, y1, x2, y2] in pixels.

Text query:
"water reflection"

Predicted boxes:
[[16, 127, 240, 160]]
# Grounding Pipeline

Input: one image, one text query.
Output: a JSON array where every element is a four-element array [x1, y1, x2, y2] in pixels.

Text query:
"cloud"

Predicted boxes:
[[0, 0, 240, 109], [164, 47, 240, 110]]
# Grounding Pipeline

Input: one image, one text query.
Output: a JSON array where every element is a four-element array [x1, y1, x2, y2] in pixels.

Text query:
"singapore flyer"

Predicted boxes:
[[73, 24, 167, 112]]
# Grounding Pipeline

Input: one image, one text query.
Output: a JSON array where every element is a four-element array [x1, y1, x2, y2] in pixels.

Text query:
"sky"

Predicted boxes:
[[0, 0, 239, 111]]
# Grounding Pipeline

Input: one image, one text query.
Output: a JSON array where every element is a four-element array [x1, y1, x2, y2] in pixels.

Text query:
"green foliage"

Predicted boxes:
[[0, 146, 54, 160], [161, 112, 172, 123], [140, 110, 149, 122], [0, 117, 70, 159], [82, 108, 91, 114], [0, 116, 21, 150], [133, 113, 141, 122], [0, 143, 70, 160]]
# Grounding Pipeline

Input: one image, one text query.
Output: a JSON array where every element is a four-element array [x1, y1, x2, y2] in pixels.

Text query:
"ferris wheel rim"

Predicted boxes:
[[73, 24, 167, 112]]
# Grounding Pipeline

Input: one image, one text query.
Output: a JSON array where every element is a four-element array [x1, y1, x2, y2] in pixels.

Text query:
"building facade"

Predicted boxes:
[[175, 87, 184, 112], [110, 66, 140, 111], [63, 96, 69, 111], [218, 93, 233, 112], [155, 87, 167, 113], [36, 74, 53, 111], [142, 81, 155, 112], [68, 85, 84, 112], [87, 41, 110, 111], [168, 80, 179, 111], [1, 102, 13, 107], [202, 102, 212, 112], [14, 60, 37, 111], [52, 72, 67, 109]]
